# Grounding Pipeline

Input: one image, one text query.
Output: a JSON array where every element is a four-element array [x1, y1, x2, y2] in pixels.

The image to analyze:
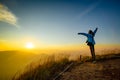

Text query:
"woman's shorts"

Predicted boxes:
[[87, 42, 93, 46]]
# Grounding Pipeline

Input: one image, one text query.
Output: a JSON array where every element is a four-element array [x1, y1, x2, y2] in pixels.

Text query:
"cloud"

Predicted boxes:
[[78, 1, 101, 18], [0, 3, 19, 28]]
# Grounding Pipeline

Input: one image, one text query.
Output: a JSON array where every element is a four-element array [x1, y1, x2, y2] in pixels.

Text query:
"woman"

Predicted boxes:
[[78, 28, 98, 62]]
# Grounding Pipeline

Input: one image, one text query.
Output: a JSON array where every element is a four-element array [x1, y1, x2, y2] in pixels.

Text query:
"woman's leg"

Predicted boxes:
[[89, 45, 96, 61], [92, 45, 96, 61]]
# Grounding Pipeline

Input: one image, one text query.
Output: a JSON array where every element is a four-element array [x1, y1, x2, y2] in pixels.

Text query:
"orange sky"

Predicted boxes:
[[0, 40, 120, 51]]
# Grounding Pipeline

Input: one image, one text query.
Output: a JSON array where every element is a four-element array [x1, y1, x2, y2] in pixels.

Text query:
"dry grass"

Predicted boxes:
[[12, 54, 72, 80], [12, 49, 120, 80], [79, 53, 120, 63]]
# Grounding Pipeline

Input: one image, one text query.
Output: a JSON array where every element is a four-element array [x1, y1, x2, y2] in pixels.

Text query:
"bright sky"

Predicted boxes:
[[0, 0, 120, 50]]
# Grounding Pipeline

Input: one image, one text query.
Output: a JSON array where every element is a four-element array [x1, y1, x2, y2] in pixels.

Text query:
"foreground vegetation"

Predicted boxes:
[[12, 52, 120, 80], [12, 54, 73, 80]]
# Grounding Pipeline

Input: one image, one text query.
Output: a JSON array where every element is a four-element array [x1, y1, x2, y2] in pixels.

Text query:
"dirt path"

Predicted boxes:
[[60, 59, 120, 80]]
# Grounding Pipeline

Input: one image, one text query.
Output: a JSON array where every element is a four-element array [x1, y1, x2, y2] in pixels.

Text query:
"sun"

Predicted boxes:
[[25, 42, 34, 49]]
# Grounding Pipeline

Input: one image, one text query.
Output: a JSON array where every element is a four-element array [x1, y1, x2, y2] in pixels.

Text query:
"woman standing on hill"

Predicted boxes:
[[78, 28, 98, 62]]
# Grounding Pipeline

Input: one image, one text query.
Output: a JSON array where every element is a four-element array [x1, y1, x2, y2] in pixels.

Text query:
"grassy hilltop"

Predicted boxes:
[[12, 50, 120, 80]]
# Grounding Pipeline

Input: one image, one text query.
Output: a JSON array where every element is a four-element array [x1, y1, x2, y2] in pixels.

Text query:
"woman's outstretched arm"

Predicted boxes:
[[93, 28, 98, 36], [78, 33, 88, 37]]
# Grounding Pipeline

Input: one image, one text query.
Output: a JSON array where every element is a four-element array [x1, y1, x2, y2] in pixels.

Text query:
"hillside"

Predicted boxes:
[[12, 52, 120, 80], [60, 58, 120, 80]]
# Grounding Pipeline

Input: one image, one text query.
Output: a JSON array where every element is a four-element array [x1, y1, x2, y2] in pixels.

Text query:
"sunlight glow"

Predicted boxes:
[[25, 42, 34, 49]]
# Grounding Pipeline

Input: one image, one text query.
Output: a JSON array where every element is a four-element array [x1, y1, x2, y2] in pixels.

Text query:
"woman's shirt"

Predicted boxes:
[[78, 33, 95, 45], [78, 28, 98, 45]]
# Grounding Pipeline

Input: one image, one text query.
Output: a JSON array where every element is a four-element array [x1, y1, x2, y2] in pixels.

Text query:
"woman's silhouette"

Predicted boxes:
[[78, 28, 98, 62]]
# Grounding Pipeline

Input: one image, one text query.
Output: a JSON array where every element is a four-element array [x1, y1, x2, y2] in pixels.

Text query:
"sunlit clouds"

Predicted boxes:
[[0, 3, 18, 28]]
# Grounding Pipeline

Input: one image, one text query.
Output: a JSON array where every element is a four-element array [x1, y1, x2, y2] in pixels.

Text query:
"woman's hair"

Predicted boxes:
[[88, 30, 94, 36]]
